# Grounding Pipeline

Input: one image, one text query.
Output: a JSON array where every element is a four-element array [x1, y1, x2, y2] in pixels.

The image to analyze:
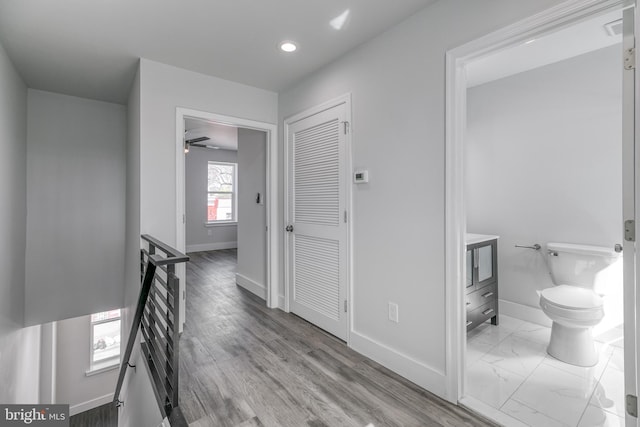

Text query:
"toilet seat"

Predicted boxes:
[[540, 285, 603, 310]]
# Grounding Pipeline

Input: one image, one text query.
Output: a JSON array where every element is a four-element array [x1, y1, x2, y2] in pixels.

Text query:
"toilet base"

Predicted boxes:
[[547, 322, 598, 367]]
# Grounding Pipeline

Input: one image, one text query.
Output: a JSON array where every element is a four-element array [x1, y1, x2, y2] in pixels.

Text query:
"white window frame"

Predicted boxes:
[[207, 161, 238, 224], [87, 309, 121, 375]]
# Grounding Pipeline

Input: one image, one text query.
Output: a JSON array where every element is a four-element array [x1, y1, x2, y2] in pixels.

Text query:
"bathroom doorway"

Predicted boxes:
[[445, 1, 637, 426]]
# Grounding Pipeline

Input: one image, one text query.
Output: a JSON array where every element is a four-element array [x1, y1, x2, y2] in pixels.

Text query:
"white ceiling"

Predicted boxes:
[[466, 8, 623, 88], [0, 0, 435, 104], [185, 118, 238, 151]]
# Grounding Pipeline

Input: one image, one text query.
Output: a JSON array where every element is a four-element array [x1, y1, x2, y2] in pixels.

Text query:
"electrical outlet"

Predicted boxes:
[[207, 229, 212, 236], [388, 302, 399, 323]]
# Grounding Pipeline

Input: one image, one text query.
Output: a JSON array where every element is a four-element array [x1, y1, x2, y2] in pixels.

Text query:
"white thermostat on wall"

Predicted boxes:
[[353, 170, 369, 184]]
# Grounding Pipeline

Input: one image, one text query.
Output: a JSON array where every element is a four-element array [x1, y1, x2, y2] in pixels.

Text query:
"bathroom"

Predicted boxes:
[[463, 9, 625, 427]]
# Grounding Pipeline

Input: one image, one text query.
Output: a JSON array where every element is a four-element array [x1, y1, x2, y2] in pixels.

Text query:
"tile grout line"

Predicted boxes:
[[505, 397, 568, 427], [574, 348, 614, 427], [496, 344, 547, 414], [490, 318, 574, 425], [469, 315, 624, 426], [583, 347, 627, 422]]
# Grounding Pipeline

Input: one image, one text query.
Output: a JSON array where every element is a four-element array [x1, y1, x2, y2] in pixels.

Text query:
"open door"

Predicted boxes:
[[623, 4, 639, 426]]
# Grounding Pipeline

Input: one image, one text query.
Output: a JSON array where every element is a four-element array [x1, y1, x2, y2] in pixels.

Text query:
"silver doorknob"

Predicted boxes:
[[285, 225, 294, 232]]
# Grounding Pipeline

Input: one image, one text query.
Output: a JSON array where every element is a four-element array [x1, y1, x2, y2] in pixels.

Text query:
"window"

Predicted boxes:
[[89, 309, 121, 373], [207, 161, 237, 223]]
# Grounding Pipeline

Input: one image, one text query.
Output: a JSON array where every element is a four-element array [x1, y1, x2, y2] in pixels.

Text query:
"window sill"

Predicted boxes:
[[86, 361, 119, 377], [205, 222, 237, 227]]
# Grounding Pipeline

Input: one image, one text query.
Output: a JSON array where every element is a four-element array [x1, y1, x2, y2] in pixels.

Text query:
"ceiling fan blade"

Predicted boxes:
[[190, 143, 208, 148], [185, 136, 210, 144]]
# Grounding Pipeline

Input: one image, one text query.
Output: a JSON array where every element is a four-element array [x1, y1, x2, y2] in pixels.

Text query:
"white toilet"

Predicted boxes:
[[539, 242, 619, 367]]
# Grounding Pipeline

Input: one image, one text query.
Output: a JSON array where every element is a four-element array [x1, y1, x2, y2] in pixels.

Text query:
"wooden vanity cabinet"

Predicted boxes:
[[466, 238, 498, 332]]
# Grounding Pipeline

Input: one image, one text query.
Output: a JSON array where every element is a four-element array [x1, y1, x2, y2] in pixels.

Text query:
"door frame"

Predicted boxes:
[[176, 107, 279, 309], [283, 93, 353, 344], [444, 0, 633, 407], [624, 6, 639, 427]]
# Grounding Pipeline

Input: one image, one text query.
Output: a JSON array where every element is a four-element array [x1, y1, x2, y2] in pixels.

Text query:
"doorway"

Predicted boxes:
[[445, 1, 637, 426], [175, 108, 279, 312], [183, 118, 269, 299]]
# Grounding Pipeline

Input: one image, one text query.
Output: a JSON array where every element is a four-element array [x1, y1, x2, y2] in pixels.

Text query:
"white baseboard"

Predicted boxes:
[[349, 330, 446, 399], [278, 294, 285, 310], [70, 393, 114, 416], [186, 241, 237, 253], [499, 299, 551, 327], [236, 273, 266, 300]]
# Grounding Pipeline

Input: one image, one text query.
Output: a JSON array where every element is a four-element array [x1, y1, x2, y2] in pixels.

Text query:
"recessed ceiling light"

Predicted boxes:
[[524, 38, 536, 45], [279, 41, 298, 53]]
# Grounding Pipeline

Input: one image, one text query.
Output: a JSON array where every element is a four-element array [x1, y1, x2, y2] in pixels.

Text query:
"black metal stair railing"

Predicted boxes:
[[114, 234, 189, 426]]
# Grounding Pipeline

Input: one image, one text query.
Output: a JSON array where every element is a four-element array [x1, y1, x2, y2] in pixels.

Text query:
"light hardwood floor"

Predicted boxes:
[[181, 249, 496, 427]]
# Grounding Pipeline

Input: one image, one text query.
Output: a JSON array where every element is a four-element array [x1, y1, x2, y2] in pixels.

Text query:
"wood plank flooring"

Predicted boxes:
[[181, 250, 496, 427], [69, 403, 117, 427]]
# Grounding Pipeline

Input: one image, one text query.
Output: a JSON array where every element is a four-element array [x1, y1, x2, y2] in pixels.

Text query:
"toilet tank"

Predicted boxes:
[[547, 242, 620, 290]]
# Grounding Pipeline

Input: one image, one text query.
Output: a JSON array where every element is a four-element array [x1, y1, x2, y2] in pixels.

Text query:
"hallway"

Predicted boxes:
[[179, 250, 495, 426]]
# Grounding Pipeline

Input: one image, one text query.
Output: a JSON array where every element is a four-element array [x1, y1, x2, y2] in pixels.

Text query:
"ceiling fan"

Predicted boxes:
[[184, 134, 222, 152], [185, 136, 211, 148]]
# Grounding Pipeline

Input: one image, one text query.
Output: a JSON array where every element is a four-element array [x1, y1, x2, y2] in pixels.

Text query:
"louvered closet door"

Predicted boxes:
[[287, 102, 348, 341]]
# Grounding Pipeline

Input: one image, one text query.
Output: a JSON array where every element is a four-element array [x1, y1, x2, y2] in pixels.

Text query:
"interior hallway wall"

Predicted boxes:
[[0, 39, 41, 404], [55, 315, 118, 415], [466, 45, 622, 316], [25, 90, 126, 326], [278, 0, 563, 397], [186, 146, 238, 252], [236, 128, 267, 298], [119, 59, 277, 427], [119, 63, 165, 427], [138, 58, 277, 248]]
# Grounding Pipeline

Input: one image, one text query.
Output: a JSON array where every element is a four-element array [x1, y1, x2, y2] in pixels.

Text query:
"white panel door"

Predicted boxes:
[[623, 5, 639, 426], [286, 101, 348, 341]]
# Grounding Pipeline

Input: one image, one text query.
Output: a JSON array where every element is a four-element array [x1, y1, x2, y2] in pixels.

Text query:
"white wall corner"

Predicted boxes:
[[236, 273, 266, 300], [349, 330, 447, 399], [186, 242, 237, 253]]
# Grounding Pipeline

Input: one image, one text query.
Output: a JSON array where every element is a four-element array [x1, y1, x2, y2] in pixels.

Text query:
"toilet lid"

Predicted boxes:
[[540, 285, 603, 310]]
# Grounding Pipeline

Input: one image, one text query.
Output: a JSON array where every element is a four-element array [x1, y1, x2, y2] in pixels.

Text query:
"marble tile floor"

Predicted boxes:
[[465, 315, 624, 427]]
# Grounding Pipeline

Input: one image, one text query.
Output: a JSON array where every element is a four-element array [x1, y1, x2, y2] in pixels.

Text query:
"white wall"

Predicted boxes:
[[278, 0, 563, 397], [236, 128, 267, 297], [124, 65, 141, 312], [39, 322, 56, 404], [120, 69, 142, 424], [118, 350, 164, 427], [138, 59, 278, 248], [466, 45, 622, 311], [25, 90, 126, 326], [186, 146, 238, 252], [55, 315, 118, 415], [119, 63, 166, 427], [0, 40, 41, 404], [118, 59, 277, 427]]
